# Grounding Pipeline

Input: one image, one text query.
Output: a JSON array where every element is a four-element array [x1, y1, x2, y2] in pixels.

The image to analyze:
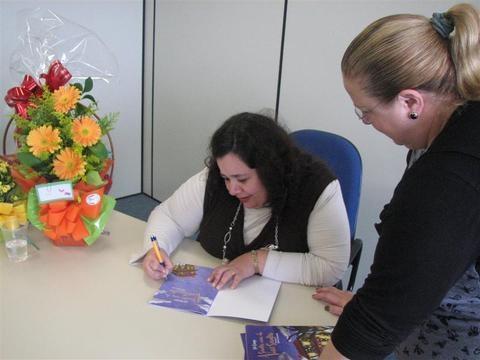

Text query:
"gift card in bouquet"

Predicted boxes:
[[149, 264, 280, 322], [243, 325, 334, 360], [36, 181, 74, 204]]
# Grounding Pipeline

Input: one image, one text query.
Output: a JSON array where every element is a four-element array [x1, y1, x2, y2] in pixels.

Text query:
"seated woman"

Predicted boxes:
[[141, 112, 350, 289]]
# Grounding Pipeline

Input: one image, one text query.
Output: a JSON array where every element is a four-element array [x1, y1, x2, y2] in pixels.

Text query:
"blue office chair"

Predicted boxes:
[[290, 129, 363, 291]]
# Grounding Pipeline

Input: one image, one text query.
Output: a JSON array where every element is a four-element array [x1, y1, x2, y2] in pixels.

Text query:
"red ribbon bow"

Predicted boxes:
[[4, 60, 73, 118], [4, 75, 43, 118], [40, 60, 72, 91]]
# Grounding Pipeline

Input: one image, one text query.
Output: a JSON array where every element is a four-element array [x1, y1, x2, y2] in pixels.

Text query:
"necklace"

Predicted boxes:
[[222, 202, 279, 264]]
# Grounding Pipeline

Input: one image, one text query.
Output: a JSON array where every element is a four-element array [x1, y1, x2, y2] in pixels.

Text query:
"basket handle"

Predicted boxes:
[[2, 117, 14, 156]]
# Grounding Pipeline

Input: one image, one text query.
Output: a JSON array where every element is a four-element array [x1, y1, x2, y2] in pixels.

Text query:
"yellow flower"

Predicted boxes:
[[26, 125, 62, 157], [53, 85, 81, 113], [0, 161, 8, 173], [53, 148, 86, 180], [72, 116, 102, 146]]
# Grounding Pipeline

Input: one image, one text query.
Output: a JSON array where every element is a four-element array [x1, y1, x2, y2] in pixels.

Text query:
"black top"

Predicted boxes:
[[197, 160, 335, 260], [332, 102, 480, 359]]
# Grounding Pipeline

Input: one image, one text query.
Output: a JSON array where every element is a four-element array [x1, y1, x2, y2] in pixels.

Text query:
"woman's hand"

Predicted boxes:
[[208, 252, 257, 290], [142, 248, 174, 280], [312, 287, 354, 316]]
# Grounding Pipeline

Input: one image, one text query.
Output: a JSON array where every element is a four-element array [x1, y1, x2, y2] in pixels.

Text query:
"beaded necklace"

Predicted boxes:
[[221, 202, 279, 264]]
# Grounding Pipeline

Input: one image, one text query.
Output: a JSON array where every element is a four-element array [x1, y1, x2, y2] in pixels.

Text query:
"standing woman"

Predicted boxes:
[[316, 3, 480, 360]]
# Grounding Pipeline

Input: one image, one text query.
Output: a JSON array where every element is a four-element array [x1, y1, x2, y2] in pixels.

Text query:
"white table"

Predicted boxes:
[[1, 210, 336, 359]]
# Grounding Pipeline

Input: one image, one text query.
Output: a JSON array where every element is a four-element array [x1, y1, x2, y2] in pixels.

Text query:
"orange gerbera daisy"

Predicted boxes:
[[53, 85, 81, 113], [53, 148, 86, 180], [26, 125, 62, 157], [72, 116, 102, 146]]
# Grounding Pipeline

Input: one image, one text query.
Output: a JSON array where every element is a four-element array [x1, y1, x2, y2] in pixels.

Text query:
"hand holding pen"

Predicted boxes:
[[142, 235, 173, 280]]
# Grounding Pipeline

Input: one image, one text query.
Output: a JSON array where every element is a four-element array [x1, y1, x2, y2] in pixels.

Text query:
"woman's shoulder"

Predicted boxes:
[[390, 152, 480, 217], [411, 149, 480, 191]]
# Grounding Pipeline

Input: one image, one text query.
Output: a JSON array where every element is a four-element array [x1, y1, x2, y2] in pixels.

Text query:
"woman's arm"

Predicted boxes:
[[262, 180, 351, 286], [331, 159, 480, 359], [138, 168, 207, 259]]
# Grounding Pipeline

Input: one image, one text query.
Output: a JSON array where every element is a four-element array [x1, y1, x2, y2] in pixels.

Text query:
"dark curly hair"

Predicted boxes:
[[205, 112, 323, 218]]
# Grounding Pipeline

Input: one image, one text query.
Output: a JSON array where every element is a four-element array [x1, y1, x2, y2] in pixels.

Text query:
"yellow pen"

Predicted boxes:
[[150, 235, 164, 265]]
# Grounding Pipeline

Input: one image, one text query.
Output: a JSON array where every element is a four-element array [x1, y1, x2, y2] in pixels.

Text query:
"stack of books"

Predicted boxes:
[[241, 325, 334, 360]]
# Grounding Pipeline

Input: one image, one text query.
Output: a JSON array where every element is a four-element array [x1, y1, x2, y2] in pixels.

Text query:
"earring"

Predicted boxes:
[[409, 112, 418, 120]]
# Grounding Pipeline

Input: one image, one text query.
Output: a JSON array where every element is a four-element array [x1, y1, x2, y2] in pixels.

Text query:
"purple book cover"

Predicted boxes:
[[149, 265, 218, 315], [244, 325, 334, 360]]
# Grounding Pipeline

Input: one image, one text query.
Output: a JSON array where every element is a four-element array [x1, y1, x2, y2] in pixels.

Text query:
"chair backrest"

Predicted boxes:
[[290, 129, 362, 239]]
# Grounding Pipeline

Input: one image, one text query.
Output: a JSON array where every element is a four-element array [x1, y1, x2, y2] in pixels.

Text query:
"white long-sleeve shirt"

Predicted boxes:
[[141, 168, 350, 286]]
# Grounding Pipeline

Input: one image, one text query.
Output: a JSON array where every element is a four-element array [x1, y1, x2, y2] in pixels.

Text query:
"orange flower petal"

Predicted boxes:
[[53, 148, 86, 180], [53, 85, 81, 113], [72, 116, 102, 147], [26, 125, 62, 157]]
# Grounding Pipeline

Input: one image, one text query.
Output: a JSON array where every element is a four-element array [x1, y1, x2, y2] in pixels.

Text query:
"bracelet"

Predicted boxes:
[[251, 250, 260, 274]]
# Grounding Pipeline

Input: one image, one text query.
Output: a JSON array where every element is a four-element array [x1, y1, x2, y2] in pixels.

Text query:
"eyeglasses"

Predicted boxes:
[[354, 101, 382, 125]]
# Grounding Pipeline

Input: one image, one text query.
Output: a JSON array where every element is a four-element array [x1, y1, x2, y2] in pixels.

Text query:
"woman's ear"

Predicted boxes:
[[397, 89, 425, 119]]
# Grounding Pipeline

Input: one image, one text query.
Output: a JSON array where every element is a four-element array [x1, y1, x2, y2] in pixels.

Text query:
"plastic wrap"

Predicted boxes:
[[9, 8, 118, 84]]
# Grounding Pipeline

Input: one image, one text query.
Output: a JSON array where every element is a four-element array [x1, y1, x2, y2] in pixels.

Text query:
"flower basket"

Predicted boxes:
[[4, 60, 118, 246], [27, 182, 115, 246]]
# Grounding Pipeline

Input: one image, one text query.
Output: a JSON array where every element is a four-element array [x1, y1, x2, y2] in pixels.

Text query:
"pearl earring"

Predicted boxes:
[[409, 112, 418, 120]]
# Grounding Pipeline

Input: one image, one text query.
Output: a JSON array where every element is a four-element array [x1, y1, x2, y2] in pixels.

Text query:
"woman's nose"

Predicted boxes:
[[228, 181, 241, 196]]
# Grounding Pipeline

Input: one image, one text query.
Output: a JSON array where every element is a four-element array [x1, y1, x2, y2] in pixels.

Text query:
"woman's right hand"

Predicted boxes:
[[142, 248, 174, 280], [312, 287, 354, 316]]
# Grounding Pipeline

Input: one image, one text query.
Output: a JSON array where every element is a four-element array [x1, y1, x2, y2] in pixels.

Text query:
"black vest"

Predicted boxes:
[[197, 162, 335, 260]]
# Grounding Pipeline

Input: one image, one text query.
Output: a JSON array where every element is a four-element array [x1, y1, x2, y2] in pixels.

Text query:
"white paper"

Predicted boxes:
[[36, 181, 74, 203], [207, 276, 281, 322]]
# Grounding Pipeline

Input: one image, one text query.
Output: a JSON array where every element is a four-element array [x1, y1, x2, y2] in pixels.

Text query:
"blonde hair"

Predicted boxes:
[[342, 3, 480, 104]]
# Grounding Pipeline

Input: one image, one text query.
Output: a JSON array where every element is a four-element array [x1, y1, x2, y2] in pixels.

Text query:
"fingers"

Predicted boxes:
[[160, 249, 174, 273], [312, 287, 342, 306], [208, 267, 239, 289], [229, 271, 243, 289], [312, 287, 353, 308], [142, 249, 169, 280], [324, 304, 344, 316]]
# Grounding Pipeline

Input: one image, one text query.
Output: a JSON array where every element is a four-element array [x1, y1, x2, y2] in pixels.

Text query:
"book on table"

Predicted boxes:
[[242, 325, 334, 360], [149, 264, 281, 322]]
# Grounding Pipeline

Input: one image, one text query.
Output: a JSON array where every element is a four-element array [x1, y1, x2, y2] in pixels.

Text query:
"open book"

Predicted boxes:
[[149, 265, 281, 322], [242, 325, 334, 360]]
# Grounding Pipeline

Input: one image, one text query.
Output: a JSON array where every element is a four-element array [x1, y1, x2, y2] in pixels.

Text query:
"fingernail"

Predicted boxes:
[[324, 305, 330, 312]]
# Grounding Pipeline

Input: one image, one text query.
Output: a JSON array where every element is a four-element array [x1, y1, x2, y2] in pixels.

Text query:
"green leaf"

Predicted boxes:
[[97, 113, 118, 135], [17, 152, 42, 167], [27, 188, 45, 231], [75, 103, 88, 116], [83, 195, 116, 245], [73, 83, 83, 92], [82, 94, 97, 104], [84, 77, 93, 92], [90, 142, 109, 160], [85, 170, 105, 186]]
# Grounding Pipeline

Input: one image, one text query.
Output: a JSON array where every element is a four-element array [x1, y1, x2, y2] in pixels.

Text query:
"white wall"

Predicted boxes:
[[149, 0, 284, 200], [0, 0, 143, 198]]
